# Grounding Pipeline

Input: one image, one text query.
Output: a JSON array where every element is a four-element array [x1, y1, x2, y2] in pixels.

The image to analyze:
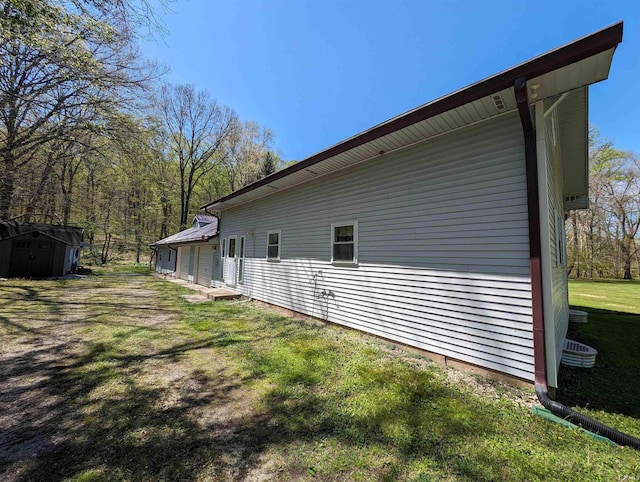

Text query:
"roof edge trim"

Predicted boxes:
[[202, 21, 623, 210]]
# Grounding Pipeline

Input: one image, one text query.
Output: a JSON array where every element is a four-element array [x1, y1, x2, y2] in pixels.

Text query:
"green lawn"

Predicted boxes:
[[558, 280, 640, 430], [1, 269, 638, 481]]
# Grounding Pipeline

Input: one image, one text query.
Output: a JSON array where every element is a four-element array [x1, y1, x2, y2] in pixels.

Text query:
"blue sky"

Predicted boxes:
[[140, 0, 639, 161]]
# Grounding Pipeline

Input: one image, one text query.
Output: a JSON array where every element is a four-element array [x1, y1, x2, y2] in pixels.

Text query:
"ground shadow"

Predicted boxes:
[[556, 305, 640, 418]]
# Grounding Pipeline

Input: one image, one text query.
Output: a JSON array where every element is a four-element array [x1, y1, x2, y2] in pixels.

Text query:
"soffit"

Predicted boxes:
[[557, 87, 589, 200], [203, 24, 622, 212], [211, 87, 518, 210]]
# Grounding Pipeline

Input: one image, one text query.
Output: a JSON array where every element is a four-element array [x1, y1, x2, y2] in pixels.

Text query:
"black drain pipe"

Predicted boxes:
[[515, 77, 640, 450], [535, 387, 640, 449]]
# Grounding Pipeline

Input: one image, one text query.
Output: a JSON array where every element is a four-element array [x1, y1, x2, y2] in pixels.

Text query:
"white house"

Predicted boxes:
[[152, 214, 220, 285], [194, 24, 622, 389]]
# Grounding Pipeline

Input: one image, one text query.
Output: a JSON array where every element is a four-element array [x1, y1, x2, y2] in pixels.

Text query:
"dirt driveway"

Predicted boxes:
[[0, 273, 271, 481]]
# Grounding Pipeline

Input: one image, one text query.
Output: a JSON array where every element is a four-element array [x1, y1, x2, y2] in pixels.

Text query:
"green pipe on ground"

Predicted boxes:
[[532, 406, 617, 446]]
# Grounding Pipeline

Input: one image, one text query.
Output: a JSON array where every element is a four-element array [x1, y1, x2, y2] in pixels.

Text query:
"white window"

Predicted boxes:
[[238, 235, 246, 282], [331, 221, 358, 264], [221, 238, 226, 278], [557, 213, 565, 267], [267, 230, 281, 260]]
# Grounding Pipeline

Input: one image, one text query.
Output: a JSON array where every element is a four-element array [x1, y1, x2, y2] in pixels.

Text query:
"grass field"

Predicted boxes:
[[558, 279, 640, 430], [1, 269, 638, 481]]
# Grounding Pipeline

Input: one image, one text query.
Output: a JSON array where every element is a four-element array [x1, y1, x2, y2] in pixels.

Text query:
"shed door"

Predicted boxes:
[[196, 246, 213, 287], [187, 246, 196, 281], [9, 239, 54, 278], [178, 247, 190, 281]]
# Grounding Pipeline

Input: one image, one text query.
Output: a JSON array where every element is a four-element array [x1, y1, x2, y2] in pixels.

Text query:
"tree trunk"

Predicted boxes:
[[620, 240, 633, 279], [0, 158, 15, 219], [101, 233, 112, 265]]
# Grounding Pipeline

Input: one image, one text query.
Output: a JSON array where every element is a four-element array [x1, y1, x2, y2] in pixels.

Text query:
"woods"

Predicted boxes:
[[1, 2, 637, 277], [1, 0, 281, 264], [567, 129, 640, 279]]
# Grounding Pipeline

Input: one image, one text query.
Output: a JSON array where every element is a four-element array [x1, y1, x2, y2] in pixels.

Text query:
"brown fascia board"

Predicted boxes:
[[202, 21, 623, 210]]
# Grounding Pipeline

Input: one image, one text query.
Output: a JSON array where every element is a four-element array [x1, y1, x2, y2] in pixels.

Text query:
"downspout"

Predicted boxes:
[[515, 77, 640, 450], [203, 206, 219, 219], [203, 206, 221, 236]]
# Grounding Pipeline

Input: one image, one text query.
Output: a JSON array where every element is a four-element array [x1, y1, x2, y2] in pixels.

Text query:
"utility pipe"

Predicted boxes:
[[515, 77, 640, 450]]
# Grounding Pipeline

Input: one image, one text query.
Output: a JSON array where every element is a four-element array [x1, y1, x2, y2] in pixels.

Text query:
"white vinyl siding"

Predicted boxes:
[[543, 101, 570, 388], [155, 247, 176, 275], [214, 112, 534, 381]]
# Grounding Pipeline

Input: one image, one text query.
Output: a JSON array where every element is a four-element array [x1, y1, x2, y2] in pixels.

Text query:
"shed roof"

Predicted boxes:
[[152, 218, 219, 246], [203, 22, 623, 212], [0, 221, 84, 246]]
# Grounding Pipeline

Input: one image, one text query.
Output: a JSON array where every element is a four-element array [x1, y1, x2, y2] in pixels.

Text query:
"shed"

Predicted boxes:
[[197, 24, 622, 388], [0, 221, 84, 278], [151, 214, 220, 286]]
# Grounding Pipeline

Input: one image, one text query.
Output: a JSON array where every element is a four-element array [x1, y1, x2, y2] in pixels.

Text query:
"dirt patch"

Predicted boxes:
[[0, 274, 274, 482]]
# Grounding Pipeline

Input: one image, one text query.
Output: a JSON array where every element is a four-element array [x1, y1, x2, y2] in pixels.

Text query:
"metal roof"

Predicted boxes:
[[193, 213, 218, 224], [151, 218, 219, 246], [202, 22, 623, 212], [0, 221, 84, 246]]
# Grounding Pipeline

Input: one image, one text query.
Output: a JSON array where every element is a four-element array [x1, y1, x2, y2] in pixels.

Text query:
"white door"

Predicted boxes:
[[224, 236, 237, 287], [197, 246, 213, 287], [178, 247, 190, 281]]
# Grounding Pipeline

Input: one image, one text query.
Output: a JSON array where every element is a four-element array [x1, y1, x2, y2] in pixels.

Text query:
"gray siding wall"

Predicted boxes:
[[216, 112, 534, 380], [156, 246, 177, 275], [545, 108, 570, 382]]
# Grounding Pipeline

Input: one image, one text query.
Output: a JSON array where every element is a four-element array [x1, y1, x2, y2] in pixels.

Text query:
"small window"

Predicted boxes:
[[238, 236, 245, 282], [557, 213, 565, 267], [331, 222, 358, 264], [267, 230, 280, 260]]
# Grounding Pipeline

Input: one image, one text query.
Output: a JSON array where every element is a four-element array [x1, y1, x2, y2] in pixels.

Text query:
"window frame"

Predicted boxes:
[[331, 221, 358, 265], [556, 212, 565, 267], [266, 230, 281, 261], [238, 235, 246, 283]]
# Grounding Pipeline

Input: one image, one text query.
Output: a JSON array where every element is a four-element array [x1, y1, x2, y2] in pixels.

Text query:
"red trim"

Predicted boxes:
[[515, 77, 548, 389], [203, 22, 623, 210]]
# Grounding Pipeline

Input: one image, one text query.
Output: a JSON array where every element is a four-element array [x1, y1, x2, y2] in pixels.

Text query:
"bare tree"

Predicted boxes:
[[567, 128, 640, 279], [0, 0, 156, 218], [601, 154, 640, 279], [221, 120, 273, 190], [158, 83, 236, 229]]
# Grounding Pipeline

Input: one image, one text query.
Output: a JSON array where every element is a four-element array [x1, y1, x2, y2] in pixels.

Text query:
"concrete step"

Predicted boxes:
[[155, 274, 241, 301], [199, 287, 242, 301]]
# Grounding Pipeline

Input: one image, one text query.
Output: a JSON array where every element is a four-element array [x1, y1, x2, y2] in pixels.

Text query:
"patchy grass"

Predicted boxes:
[[1, 268, 638, 481], [558, 280, 640, 433]]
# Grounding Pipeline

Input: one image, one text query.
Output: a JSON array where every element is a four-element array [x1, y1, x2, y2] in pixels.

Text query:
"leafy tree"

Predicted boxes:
[[158, 83, 237, 229], [258, 151, 280, 179], [567, 128, 640, 279], [221, 120, 273, 190], [0, 0, 156, 218]]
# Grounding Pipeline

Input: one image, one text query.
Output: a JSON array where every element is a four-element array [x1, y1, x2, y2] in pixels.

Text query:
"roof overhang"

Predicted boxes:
[[203, 22, 623, 212]]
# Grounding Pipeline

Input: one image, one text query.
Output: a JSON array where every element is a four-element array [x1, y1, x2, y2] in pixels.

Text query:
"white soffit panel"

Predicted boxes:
[[527, 48, 615, 101]]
